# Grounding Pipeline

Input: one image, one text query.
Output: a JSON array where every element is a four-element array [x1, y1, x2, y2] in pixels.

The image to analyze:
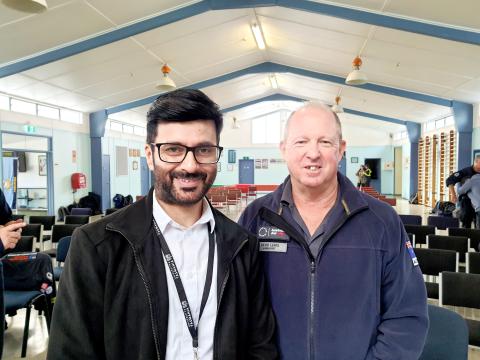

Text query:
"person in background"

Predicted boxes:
[[457, 173, 480, 231], [0, 188, 25, 253], [239, 102, 428, 359], [47, 89, 277, 360], [446, 157, 480, 228]]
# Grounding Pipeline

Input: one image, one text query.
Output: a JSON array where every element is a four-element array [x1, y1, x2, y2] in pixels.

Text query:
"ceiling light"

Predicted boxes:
[[345, 56, 368, 86], [331, 96, 344, 113], [155, 64, 176, 91], [251, 23, 266, 50], [269, 74, 278, 89], [2, 0, 47, 13]]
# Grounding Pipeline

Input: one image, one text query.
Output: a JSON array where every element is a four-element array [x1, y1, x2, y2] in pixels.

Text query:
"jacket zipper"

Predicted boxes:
[[213, 238, 249, 360], [309, 260, 316, 360], [108, 227, 161, 360]]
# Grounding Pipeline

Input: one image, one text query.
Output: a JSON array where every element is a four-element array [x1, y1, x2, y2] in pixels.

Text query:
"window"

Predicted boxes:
[[251, 112, 283, 144], [393, 133, 401, 141], [134, 126, 146, 136], [426, 121, 435, 131], [122, 124, 134, 134], [435, 118, 445, 129], [445, 116, 454, 126], [10, 99, 36, 115], [401, 131, 407, 139], [60, 109, 82, 124], [0, 94, 9, 110], [38, 105, 60, 120], [110, 121, 123, 132]]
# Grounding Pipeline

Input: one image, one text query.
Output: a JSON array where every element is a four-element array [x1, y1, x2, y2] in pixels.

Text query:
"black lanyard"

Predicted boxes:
[[152, 219, 215, 360]]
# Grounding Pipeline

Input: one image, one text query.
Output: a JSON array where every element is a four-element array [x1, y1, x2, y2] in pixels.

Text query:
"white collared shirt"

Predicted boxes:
[[152, 192, 217, 360]]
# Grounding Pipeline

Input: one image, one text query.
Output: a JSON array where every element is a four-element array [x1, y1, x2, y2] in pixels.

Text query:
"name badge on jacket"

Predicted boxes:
[[257, 226, 289, 253]]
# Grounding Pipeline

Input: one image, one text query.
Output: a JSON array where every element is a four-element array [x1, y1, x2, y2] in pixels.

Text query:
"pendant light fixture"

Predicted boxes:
[[155, 64, 176, 91], [331, 96, 344, 113], [2, 0, 48, 13], [345, 56, 368, 86]]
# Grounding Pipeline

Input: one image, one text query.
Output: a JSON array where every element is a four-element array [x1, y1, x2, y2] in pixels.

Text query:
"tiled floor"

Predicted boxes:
[[3, 197, 480, 359]]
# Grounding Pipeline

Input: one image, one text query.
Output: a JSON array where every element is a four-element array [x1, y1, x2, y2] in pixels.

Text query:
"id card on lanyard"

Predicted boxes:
[[152, 219, 215, 360]]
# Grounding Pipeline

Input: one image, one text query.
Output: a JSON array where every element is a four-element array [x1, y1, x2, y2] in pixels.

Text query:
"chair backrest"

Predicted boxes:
[[28, 215, 55, 230], [440, 271, 480, 309], [51, 224, 80, 244], [64, 215, 90, 225], [427, 235, 469, 262], [105, 208, 118, 216], [404, 225, 436, 245], [56, 236, 72, 263], [466, 252, 480, 274], [21, 224, 43, 243], [414, 248, 458, 276], [427, 215, 459, 230], [399, 214, 422, 226], [3, 236, 35, 255], [418, 305, 468, 360], [1, 252, 56, 298], [448, 227, 480, 252], [70, 207, 92, 216]]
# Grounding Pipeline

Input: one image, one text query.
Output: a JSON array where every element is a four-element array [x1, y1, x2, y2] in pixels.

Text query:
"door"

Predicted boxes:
[[239, 159, 254, 184], [102, 155, 111, 211], [140, 157, 150, 195], [394, 147, 403, 196], [365, 158, 381, 193]]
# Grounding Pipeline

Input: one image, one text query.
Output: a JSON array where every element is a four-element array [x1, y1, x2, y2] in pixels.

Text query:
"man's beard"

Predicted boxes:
[[154, 168, 215, 206]]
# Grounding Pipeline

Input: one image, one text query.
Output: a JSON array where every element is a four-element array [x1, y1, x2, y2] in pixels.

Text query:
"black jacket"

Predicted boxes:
[[47, 189, 277, 360]]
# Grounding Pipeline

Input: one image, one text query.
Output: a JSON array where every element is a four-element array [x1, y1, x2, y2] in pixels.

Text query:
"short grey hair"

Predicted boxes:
[[283, 101, 342, 141]]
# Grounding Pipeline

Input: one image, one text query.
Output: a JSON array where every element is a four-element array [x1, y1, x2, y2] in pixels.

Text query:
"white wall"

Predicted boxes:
[[0, 109, 91, 212], [17, 152, 47, 188]]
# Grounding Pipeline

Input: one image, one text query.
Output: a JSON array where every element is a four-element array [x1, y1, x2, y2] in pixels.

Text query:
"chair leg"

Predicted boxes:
[[43, 296, 51, 331], [21, 305, 32, 358]]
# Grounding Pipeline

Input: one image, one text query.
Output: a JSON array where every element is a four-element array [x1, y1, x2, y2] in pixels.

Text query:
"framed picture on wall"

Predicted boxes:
[[38, 155, 47, 176], [473, 149, 480, 161], [351, 157, 358, 163], [132, 161, 138, 171]]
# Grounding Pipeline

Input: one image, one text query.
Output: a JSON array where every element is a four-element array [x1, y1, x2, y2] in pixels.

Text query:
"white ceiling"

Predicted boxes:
[[0, 0, 478, 131]]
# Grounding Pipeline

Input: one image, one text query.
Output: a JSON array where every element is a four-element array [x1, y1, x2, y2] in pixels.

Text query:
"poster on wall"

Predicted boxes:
[[2, 157, 18, 209], [262, 159, 269, 169], [255, 159, 262, 169], [38, 155, 47, 176]]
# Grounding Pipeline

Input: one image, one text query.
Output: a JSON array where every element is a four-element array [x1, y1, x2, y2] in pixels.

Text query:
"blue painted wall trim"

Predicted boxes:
[[90, 137, 103, 206], [277, 0, 480, 46], [406, 122, 421, 143], [2, 0, 479, 79], [90, 110, 108, 138], [0, 2, 210, 78], [452, 101, 473, 169], [108, 62, 453, 114]]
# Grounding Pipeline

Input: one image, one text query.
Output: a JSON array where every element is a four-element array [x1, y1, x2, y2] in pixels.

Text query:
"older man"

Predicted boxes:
[[239, 103, 428, 359]]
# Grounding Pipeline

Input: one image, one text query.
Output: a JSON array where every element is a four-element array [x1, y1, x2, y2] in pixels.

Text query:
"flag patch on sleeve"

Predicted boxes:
[[405, 240, 419, 266]]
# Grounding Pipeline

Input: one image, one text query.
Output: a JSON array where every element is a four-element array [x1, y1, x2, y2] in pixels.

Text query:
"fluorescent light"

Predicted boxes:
[[251, 23, 266, 50], [2, 0, 47, 13], [269, 74, 278, 89]]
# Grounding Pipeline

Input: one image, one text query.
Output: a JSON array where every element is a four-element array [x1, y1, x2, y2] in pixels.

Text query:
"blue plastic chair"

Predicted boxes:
[[54, 236, 71, 281], [419, 305, 468, 360]]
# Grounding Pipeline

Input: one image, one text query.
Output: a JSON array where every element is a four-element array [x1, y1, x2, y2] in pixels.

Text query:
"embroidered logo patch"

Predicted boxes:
[[257, 226, 288, 240], [406, 240, 419, 266]]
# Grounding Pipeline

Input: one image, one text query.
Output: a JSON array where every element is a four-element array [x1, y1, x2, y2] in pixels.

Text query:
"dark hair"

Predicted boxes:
[[146, 89, 223, 144]]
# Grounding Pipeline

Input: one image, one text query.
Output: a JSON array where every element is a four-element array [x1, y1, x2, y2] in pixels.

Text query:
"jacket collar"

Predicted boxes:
[[106, 187, 249, 257], [274, 172, 369, 216]]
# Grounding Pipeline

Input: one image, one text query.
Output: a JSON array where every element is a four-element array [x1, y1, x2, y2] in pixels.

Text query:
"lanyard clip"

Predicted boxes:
[[193, 347, 199, 360]]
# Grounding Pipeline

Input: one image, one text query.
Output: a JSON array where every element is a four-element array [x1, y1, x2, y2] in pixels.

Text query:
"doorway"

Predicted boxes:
[[239, 159, 254, 184]]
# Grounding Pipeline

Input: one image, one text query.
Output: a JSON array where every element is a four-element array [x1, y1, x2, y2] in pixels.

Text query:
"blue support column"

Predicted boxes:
[[89, 110, 108, 211], [452, 101, 474, 169], [406, 122, 421, 197]]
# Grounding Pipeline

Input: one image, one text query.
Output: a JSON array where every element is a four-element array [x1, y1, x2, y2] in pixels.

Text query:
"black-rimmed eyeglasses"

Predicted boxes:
[[150, 143, 223, 164]]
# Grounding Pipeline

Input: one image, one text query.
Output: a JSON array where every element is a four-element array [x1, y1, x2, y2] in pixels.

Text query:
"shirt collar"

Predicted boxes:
[[152, 190, 215, 233]]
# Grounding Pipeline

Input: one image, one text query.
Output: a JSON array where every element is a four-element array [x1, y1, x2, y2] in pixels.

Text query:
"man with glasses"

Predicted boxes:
[[48, 89, 277, 360], [239, 103, 428, 359]]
